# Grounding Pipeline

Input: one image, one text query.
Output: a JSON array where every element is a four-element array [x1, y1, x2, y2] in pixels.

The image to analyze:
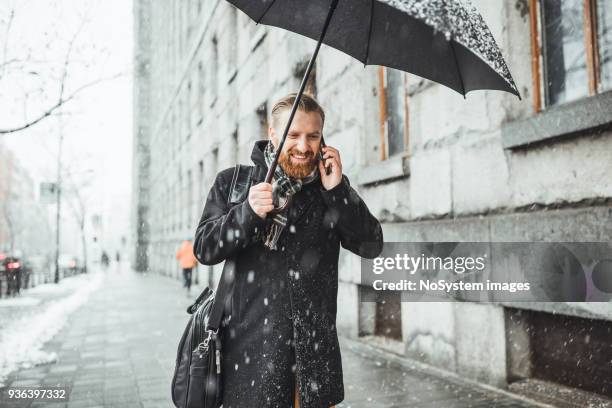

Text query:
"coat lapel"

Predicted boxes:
[[287, 184, 319, 224]]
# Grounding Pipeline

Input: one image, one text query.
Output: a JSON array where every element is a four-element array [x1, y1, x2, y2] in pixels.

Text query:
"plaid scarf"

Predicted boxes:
[[262, 141, 319, 250]]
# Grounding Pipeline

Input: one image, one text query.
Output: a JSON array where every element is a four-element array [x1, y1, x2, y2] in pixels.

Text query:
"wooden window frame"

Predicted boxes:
[[529, 0, 603, 112], [377, 67, 410, 161]]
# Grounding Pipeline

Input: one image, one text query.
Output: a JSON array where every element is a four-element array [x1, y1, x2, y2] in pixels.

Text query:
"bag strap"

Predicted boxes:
[[205, 260, 235, 332], [206, 164, 254, 332], [228, 164, 254, 205]]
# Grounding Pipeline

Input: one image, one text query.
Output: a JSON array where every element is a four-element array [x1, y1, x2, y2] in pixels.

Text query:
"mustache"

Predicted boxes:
[[287, 149, 314, 158]]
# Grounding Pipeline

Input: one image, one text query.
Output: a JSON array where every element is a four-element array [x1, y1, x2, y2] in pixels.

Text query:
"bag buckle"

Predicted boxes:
[[193, 328, 218, 353]]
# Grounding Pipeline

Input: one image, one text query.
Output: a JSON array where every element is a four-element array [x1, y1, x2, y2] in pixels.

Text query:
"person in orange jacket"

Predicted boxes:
[[176, 238, 197, 294]]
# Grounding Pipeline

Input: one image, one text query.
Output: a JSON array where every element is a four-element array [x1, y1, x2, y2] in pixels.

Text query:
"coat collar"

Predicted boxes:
[[251, 140, 269, 169]]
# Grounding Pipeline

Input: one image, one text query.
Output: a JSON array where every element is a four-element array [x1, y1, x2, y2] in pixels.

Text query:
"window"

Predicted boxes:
[[531, 0, 612, 110], [378, 67, 409, 160], [211, 148, 219, 180], [197, 60, 204, 123], [294, 59, 317, 97], [177, 169, 182, 232], [186, 82, 192, 138], [198, 160, 204, 203], [186, 0, 194, 42], [178, 98, 185, 143], [171, 112, 176, 160], [358, 285, 402, 341], [232, 129, 239, 163], [256, 102, 268, 140], [210, 36, 218, 105], [178, 1, 184, 59], [227, 8, 238, 74], [598, 2, 612, 90], [186, 169, 192, 229]]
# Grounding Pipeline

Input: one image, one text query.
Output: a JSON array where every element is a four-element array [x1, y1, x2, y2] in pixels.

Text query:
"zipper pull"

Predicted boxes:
[[216, 349, 221, 374]]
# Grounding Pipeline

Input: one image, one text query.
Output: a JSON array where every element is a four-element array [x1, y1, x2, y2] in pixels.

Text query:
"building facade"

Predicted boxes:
[[133, 0, 612, 399], [0, 142, 53, 260]]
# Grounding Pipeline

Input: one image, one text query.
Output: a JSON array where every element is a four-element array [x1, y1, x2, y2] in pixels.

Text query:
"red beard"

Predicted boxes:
[[278, 148, 318, 179]]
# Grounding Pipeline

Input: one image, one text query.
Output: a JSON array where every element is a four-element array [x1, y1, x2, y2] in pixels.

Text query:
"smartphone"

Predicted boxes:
[[319, 136, 331, 175]]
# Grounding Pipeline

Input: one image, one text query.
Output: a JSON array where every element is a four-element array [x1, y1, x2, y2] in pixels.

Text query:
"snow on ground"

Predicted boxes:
[[0, 297, 41, 307], [0, 272, 104, 387], [26, 274, 96, 295]]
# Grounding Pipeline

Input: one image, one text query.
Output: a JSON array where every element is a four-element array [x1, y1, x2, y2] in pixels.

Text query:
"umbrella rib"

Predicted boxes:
[[450, 39, 467, 99], [256, 0, 278, 24], [364, 0, 375, 65]]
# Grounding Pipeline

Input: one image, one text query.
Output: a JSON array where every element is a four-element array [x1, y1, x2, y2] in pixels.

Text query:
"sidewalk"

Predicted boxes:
[[0, 268, 547, 407]]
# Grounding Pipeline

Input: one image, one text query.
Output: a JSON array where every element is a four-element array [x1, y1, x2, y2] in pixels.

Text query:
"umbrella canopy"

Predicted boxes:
[[228, 0, 520, 99], [226, 0, 520, 182]]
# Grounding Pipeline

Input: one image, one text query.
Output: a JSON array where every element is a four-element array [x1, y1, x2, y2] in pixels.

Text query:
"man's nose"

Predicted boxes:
[[296, 136, 309, 152]]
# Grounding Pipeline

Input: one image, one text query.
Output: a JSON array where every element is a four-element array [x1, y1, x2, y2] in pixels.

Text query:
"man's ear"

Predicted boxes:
[[268, 126, 279, 147]]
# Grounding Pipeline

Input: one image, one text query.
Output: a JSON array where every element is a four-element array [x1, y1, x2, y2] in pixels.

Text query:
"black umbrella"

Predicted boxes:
[[226, 0, 521, 182]]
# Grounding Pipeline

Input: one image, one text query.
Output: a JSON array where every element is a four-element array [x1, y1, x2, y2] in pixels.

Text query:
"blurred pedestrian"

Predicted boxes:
[[176, 238, 197, 295], [115, 251, 122, 273], [101, 251, 110, 270]]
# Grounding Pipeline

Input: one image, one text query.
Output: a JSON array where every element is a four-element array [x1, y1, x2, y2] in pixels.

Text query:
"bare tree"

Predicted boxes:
[[0, 2, 123, 135], [63, 170, 93, 274]]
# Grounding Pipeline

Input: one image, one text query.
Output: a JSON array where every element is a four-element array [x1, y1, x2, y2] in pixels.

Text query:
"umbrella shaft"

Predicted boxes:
[[265, 0, 339, 183]]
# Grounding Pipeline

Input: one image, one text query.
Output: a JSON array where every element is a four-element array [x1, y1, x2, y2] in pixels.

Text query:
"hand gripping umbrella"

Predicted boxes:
[[226, 0, 521, 183]]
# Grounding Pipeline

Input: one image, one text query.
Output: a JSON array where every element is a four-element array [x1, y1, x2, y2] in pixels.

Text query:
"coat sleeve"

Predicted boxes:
[[194, 169, 267, 265], [320, 175, 383, 259]]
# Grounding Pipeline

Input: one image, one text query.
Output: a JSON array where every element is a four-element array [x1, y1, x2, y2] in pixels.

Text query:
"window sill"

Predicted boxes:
[[501, 90, 612, 149], [356, 155, 410, 186]]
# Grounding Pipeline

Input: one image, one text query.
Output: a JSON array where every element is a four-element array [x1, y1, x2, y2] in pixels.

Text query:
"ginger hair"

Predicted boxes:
[[270, 93, 325, 130]]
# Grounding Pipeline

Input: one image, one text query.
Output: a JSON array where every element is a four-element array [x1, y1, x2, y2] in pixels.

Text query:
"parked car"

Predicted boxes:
[[26, 255, 52, 286], [58, 254, 85, 278], [0, 253, 23, 296]]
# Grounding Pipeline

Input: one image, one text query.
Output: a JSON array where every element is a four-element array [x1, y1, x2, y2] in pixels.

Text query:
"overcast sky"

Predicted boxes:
[[1, 0, 133, 252]]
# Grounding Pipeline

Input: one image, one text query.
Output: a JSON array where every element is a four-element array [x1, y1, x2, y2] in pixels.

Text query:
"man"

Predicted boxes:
[[175, 238, 197, 294], [194, 93, 383, 408]]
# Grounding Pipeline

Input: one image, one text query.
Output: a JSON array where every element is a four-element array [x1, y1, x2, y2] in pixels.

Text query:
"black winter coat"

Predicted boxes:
[[194, 141, 383, 408]]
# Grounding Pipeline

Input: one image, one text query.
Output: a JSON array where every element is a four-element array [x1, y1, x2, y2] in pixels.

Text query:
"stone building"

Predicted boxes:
[[0, 142, 53, 260], [132, 0, 612, 400], [0, 143, 35, 253]]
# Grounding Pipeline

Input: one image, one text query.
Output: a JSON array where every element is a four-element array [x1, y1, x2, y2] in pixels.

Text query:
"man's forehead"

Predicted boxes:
[[281, 109, 323, 132]]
